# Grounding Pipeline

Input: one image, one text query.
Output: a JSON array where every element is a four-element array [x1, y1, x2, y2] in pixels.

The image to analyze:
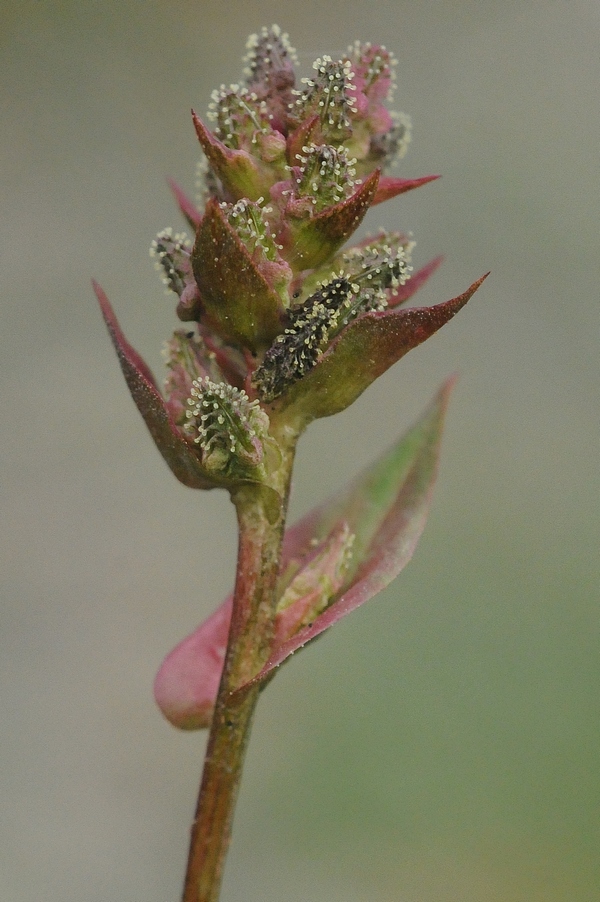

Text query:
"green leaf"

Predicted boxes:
[[243, 376, 456, 685]]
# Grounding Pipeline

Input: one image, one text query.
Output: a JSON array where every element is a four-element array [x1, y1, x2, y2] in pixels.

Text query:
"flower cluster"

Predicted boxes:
[[96, 23, 485, 492]]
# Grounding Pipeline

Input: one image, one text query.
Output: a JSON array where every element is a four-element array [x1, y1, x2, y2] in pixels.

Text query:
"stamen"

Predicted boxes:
[[254, 276, 378, 402], [221, 198, 281, 261], [293, 143, 358, 211], [185, 377, 268, 469], [294, 56, 357, 137]]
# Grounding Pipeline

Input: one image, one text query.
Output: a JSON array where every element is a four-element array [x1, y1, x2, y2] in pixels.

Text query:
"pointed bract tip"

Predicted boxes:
[[167, 177, 202, 229], [373, 174, 440, 206]]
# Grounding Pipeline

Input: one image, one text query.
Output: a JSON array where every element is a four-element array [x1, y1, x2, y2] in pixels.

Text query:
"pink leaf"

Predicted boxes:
[[154, 598, 232, 729], [94, 281, 214, 490], [156, 378, 458, 727]]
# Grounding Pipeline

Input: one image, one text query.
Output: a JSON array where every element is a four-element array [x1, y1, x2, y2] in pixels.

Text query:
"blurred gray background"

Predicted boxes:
[[1, 1, 598, 900]]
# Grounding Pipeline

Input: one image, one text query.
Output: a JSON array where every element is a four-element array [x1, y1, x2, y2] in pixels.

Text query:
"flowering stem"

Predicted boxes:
[[181, 440, 296, 902]]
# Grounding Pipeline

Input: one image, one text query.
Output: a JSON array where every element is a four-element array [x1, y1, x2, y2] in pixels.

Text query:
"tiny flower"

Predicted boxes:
[[185, 377, 269, 475], [150, 227, 193, 297], [192, 111, 281, 203], [252, 236, 421, 409], [243, 24, 298, 134], [287, 143, 359, 213], [253, 242, 414, 405], [253, 276, 360, 403], [162, 329, 225, 424], [150, 227, 203, 321], [293, 56, 357, 143], [275, 169, 380, 270]]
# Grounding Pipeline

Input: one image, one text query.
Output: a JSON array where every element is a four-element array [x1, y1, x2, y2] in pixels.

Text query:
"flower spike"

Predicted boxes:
[[97, 28, 487, 745], [98, 29, 487, 900]]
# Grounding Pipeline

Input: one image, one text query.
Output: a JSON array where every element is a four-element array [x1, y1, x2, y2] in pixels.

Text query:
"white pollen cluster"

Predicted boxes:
[[185, 377, 264, 461], [254, 275, 390, 403], [293, 143, 358, 209], [295, 56, 357, 133], [207, 86, 272, 146], [222, 198, 283, 257], [342, 237, 414, 298]]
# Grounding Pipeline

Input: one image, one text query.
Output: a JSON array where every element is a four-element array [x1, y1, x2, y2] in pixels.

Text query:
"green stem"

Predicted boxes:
[[181, 440, 296, 902]]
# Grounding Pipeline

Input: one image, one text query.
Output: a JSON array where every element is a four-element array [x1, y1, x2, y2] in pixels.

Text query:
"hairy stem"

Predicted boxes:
[[182, 440, 296, 902]]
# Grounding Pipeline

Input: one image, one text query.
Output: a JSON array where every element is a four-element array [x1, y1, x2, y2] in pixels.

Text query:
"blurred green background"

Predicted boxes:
[[1, 1, 598, 900]]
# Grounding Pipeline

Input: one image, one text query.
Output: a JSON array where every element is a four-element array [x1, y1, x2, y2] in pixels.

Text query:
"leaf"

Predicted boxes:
[[192, 200, 286, 352], [241, 376, 456, 687], [154, 597, 232, 729], [274, 274, 488, 426], [155, 379, 457, 726], [93, 281, 215, 490]]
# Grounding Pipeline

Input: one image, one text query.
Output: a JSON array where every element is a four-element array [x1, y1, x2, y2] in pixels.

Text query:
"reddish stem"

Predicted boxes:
[[181, 450, 295, 902]]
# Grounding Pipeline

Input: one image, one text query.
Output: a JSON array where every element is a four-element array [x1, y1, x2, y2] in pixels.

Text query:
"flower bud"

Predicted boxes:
[[253, 274, 382, 403], [207, 84, 287, 175], [293, 56, 357, 144], [185, 378, 270, 476], [275, 521, 355, 644], [288, 143, 358, 214], [162, 330, 225, 424], [243, 24, 297, 133]]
